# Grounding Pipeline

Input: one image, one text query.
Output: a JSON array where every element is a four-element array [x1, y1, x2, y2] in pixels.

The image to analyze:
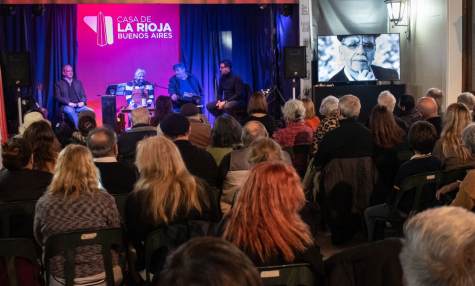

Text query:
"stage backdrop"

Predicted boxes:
[[77, 4, 180, 123]]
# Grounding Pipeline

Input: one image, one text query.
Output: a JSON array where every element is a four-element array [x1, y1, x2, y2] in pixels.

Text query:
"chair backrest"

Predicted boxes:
[[0, 238, 41, 286], [44, 228, 123, 286], [258, 263, 314, 286], [395, 171, 440, 214], [438, 166, 473, 187], [0, 200, 37, 238], [286, 144, 312, 178]]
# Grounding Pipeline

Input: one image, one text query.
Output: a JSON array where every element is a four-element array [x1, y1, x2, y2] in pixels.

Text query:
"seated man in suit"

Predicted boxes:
[[168, 63, 203, 109], [55, 64, 93, 128], [329, 35, 399, 82]]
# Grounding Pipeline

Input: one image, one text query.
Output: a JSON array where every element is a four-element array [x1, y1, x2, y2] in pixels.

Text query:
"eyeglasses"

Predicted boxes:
[[341, 42, 375, 51]]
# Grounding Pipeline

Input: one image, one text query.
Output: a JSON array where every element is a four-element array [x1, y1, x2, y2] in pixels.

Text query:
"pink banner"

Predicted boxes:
[[77, 4, 180, 124]]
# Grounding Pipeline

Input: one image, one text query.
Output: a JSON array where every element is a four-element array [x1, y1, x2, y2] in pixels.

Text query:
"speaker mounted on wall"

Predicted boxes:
[[0, 52, 31, 87], [284, 47, 307, 79]]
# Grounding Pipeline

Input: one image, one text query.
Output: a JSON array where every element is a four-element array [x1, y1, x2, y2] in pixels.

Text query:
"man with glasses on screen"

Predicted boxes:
[[329, 34, 399, 82]]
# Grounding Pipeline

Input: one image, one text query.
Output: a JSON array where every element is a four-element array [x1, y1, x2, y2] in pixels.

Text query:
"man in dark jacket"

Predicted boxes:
[[55, 64, 93, 128], [168, 63, 203, 109], [159, 113, 218, 187]]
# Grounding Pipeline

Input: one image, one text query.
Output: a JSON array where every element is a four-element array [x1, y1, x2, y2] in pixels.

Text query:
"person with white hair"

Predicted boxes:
[[314, 94, 373, 168], [273, 99, 314, 148], [125, 68, 155, 109], [314, 95, 340, 153], [457, 92, 475, 118], [400, 206, 475, 286], [378, 90, 408, 130]]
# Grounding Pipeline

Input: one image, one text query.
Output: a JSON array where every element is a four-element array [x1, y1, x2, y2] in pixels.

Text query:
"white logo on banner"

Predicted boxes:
[[84, 12, 114, 47]]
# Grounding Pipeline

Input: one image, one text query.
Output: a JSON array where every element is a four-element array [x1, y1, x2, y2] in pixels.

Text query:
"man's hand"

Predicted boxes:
[[216, 100, 226, 110], [68, 102, 77, 108], [171, 94, 178, 101], [77, 102, 85, 107]]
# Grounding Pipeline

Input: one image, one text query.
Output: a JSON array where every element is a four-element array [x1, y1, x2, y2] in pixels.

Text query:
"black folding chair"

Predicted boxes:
[[437, 166, 474, 204], [258, 263, 314, 286], [0, 238, 42, 286], [43, 228, 124, 286], [0, 200, 37, 238]]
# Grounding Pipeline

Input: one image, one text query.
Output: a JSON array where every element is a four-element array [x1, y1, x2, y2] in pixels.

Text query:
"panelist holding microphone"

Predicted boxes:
[[168, 63, 203, 109], [55, 64, 93, 128], [206, 59, 244, 118]]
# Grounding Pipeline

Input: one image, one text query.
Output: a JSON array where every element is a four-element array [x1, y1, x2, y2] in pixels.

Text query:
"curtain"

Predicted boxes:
[[179, 4, 298, 120], [0, 5, 77, 130], [0, 66, 7, 144]]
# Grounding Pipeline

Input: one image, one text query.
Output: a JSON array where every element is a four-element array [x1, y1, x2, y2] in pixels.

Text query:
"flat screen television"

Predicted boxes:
[[317, 33, 400, 83]]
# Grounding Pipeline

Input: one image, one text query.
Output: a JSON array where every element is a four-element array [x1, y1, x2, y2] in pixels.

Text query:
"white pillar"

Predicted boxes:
[[299, 0, 312, 99]]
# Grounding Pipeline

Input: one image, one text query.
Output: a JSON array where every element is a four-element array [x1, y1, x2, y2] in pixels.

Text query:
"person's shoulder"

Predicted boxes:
[[371, 65, 399, 80], [328, 69, 347, 82]]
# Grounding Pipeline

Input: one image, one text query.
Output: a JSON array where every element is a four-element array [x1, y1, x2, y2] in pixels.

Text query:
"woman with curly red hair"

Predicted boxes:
[[222, 161, 323, 281]]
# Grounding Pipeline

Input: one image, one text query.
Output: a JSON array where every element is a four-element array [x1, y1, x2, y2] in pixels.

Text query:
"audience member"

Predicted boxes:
[[34, 144, 121, 285], [157, 237, 262, 286], [397, 94, 422, 128], [314, 94, 373, 168], [314, 95, 340, 153], [400, 207, 475, 286], [417, 96, 442, 136], [302, 97, 320, 131], [70, 110, 97, 145], [218, 121, 268, 213], [19, 111, 48, 135], [180, 103, 211, 149], [125, 136, 220, 274], [87, 128, 137, 194], [365, 121, 441, 241], [436, 123, 475, 210], [159, 113, 218, 187], [425, 87, 444, 115], [23, 120, 61, 173], [243, 91, 277, 136], [222, 161, 324, 282], [457, 91, 475, 119], [247, 137, 289, 165], [118, 107, 157, 168], [151, 95, 173, 126], [207, 114, 242, 165], [273, 99, 314, 148], [432, 103, 474, 170], [0, 137, 52, 201], [377, 90, 407, 130], [369, 105, 408, 204]]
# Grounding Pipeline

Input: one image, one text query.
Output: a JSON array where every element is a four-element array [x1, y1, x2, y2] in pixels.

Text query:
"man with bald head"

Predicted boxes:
[[416, 96, 442, 136], [55, 64, 93, 128], [425, 88, 443, 115], [87, 127, 136, 194]]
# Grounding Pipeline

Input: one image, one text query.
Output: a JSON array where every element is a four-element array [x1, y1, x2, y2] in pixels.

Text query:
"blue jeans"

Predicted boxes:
[[63, 105, 93, 128]]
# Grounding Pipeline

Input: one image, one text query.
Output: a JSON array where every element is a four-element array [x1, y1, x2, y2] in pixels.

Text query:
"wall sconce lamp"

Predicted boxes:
[[385, 0, 411, 39]]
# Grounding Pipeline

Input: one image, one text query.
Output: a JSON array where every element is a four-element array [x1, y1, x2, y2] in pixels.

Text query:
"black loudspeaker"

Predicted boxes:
[[284, 47, 307, 79], [101, 95, 117, 130], [0, 52, 31, 87]]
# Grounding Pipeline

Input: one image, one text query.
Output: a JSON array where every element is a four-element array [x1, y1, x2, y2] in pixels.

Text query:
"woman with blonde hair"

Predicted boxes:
[[222, 161, 323, 282], [433, 103, 474, 170], [302, 97, 320, 131], [34, 144, 121, 285], [247, 137, 289, 165], [125, 136, 220, 274]]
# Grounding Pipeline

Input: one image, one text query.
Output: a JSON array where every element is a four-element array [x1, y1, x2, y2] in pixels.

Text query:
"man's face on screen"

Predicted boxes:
[[339, 35, 376, 73]]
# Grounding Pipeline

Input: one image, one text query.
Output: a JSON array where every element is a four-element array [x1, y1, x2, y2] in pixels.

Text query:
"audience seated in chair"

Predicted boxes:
[[180, 103, 211, 149], [207, 114, 242, 165], [243, 91, 277, 136], [457, 92, 475, 119], [400, 207, 475, 286], [397, 94, 422, 129], [425, 87, 444, 117], [365, 121, 441, 241], [0, 137, 52, 202], [417, 96, 442, 137], [159, 113, 218, 187], [314, 95, 340, 154], [18, 111, 48, 136], [70, 110, 96, 146], [273, 99, 314, 148], [34, 144, 121, 285], [432, 103, 475, 170], [125, 136, 221, 275], [118, 107, 157, 168], [377, 90, 408, 131], [86, 128, 137, 194], [157, 237, 262, 286], [436, 123, 475, 210], [369, 105, 408, 204], [151, 95, 173, 127], [221, 161, 324, 283], [23, 120, 61, 174], [217, 121, 268, 213], [302, 97, 320, 132]]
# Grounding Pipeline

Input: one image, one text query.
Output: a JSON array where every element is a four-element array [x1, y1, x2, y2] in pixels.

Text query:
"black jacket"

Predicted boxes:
[[118, 124, 157, 167], [54, 79, 87, 105], [174, 140, 218, 187], [217, 73, 244, 102], [329, 65, 399, 82]]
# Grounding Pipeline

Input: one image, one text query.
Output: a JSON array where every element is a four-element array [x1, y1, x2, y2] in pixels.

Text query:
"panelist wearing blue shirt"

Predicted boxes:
[[168, 63, 203, 109]]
